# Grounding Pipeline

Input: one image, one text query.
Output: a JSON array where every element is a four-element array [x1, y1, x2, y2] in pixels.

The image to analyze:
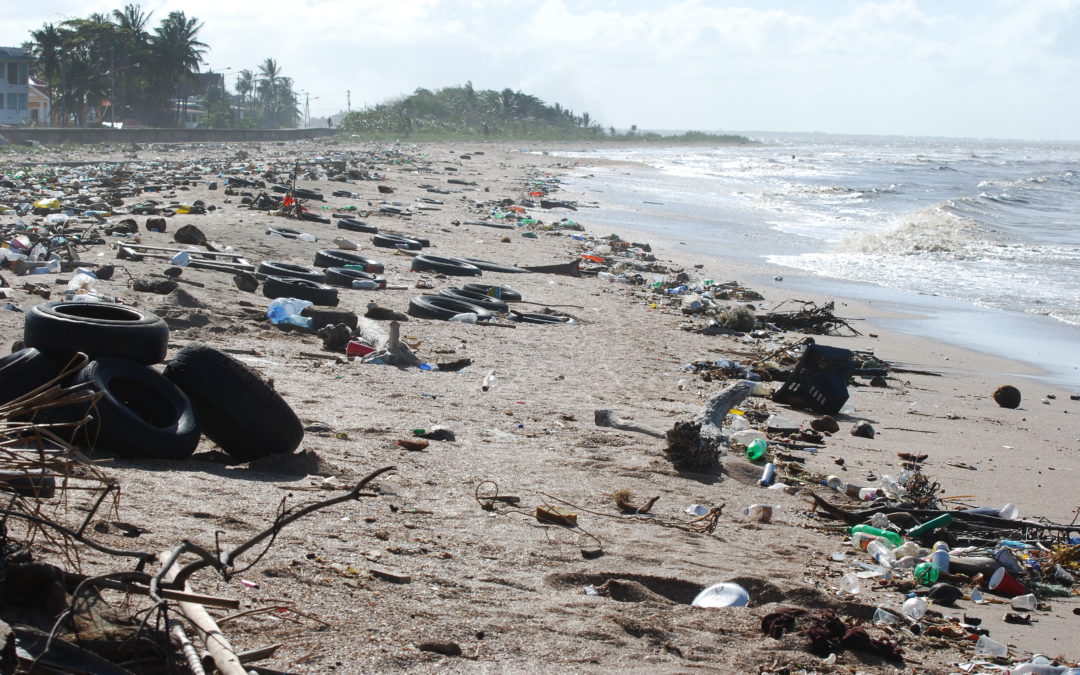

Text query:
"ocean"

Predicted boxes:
[[552, 134, 1080, 390]]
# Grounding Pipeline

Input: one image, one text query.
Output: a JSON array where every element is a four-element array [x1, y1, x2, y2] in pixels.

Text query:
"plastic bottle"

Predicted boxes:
[[913, 562, 940, 585], [907, 513, 953, 538], [858, 487, 883, 501], [1010, 664, 1080, 674], [851, 532, 887, 551], [866, 539, 896, 568], [931, 542, 950, 573], [745, 438, 767, 461], [743, 504, 785, 523], [893, 541, 921, 559], [765, 414, 799, 431], [849, 525, 904, 547], [297, 232, 318, 242], [758, 462, 777, 487], [351, 279, 379, 290], [868, 512, 892, 530], [902, 596, 928, 621], [266, 298, 314, 327], [482, 370, 496, 392], [880, 474, 906, 498]]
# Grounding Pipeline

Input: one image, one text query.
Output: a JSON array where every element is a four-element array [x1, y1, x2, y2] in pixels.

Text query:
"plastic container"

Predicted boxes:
[[745, 438, 767, 461], [1010, 593, 1038, 611], [868, 512, 892, 530], [297, 232, 318, 242], [851, 532, 888, 551], [838, 573, 860, 595], [931, 542, 950, 573], [743, 504, 785, 523], [691, 582, 749, 608], [988, 566, 1027, 597], [873, 606, 901, 624], [913, 562, 940, 585], [170, 250, 191, 267], [765, 414, 799, 432], [266, 298, 314, 327], [730, 429, 766, 448], [758, 462, 777, 487], [893, 541, 921, 559], [866, 539, 896, 568], [351, 279, 379, 290]]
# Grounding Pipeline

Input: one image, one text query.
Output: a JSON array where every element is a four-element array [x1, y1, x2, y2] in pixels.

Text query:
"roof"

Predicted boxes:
[[0, 47, 31, 59]]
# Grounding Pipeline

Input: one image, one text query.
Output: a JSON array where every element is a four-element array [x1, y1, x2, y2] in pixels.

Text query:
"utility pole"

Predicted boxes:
[[305, 91, 310, 128], [347, 90, 351, 113]]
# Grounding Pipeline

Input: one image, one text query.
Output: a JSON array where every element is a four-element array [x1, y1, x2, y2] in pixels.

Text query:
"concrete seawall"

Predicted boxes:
[[0, 127, 337, 145]]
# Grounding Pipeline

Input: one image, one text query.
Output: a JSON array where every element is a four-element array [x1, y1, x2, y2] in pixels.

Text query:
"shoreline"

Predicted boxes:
[[2, 138, 1077, 672], [544, 144, 1080, 393]]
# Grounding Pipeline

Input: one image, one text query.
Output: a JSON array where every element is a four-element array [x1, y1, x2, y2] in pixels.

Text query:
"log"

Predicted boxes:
[[593, 410, 666, 439], [664, 381, 752, 469]]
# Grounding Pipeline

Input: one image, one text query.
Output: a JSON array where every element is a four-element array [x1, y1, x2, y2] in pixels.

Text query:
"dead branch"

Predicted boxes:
[[593, 410, 666, 439]]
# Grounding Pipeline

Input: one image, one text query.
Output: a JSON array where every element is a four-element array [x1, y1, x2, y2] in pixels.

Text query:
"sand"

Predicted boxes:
[[1, 138, 1078, 673]]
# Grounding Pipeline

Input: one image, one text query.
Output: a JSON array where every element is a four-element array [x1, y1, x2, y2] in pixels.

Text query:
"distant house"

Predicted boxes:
[[28, 76, 50, 125], [0, 46, 31, 126]]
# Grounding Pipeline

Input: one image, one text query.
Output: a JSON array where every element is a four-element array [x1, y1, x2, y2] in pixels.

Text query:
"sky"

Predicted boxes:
[[4, 0, 1080, 140]]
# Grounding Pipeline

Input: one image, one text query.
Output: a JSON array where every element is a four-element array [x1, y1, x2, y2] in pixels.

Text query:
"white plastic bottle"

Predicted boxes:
[[482, 370, 496, 392], [743, 504, 786, 523]]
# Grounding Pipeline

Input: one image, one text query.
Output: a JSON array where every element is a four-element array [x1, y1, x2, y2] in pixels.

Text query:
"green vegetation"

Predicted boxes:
[[25, 4, 300, 128], [339, 83, 752, 144]]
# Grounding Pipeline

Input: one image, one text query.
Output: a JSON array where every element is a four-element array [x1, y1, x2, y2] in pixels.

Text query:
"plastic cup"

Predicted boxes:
[[902, 596, 928, 620], [975, 635, 1008, 657], [988, 566, 1026, 597], [691, 582, 750, 608], [1010, 593, 1038, 611]]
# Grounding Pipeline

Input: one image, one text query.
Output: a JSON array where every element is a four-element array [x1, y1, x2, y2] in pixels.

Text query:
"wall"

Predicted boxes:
[[0, 127, 338, 145]]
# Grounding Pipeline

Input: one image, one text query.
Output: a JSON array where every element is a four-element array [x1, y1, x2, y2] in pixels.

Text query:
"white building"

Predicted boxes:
[[0, 47, 31, 125]]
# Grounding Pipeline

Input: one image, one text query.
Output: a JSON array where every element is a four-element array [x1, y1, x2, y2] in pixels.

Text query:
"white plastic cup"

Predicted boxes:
[[873, 606, 900, 624], [838, 573, 860, 595], [1010, 593, 1038, 611], [902, 597, 928, 620], [974, 635, 1008, 657]]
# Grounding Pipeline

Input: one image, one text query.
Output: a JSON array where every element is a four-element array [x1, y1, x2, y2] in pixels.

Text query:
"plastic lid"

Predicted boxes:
[[691, 582, 750, 608]]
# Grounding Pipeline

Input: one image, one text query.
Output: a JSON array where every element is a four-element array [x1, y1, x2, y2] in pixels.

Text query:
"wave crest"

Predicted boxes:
[[847, 204, 980, 255]]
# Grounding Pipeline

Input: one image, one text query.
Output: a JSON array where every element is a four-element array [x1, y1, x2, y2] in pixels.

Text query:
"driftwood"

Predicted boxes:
[[664, 381, 752, 469], [355, 319, 420, 367], [593, 410, 666, 439], [763, 300, 861, 336]]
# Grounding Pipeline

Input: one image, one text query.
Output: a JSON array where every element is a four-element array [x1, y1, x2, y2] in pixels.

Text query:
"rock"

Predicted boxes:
[[993, 385, 1021, 409], [416, 641, 461, 656], [233, 272, 259, 293], [810, 415, 840, 433], [377, 185, 394, 194], [94, 264, 116, 281], [927, 582, 963, 605], [174, 224, 207, 246], [132, 277, 178, 294], [163, 266, 183, 278], [145, 217, 167, 232], [850, 421, 875, 439]]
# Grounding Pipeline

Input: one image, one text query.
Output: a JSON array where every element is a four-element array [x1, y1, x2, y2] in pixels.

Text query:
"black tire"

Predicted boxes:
[[453, 257, 529, 274], [313, 249, 377, 269], [298, 211, 330, 224], [439, 287, 508, 313], [510, 310, 569, 324], [262, 276, 339, 306], [301, 307, 359, 331], [24, 301, 169, 366], [407, 295, 493, 321], [324, 267, 387, 289], [337, 218, 378, 233], [0, 348, 61, 405], [164, 342, 304, 461], [256, 261, 325, 283], [411, 255, 482, 277], [372, 233, 423, 250], [461, 284, 523, 303], [72, 357, 200, 460]]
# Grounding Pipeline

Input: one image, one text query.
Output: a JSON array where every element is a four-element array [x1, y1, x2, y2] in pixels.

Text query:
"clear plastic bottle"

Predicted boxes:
[[902, 596, 928, 621], [743, 504, 786, 523], [866, 539, 896, 568], [858, 487, 882, 501], [482, 370, 496, 392], [880, 474, 906, 498], [351, 279, 379, 290], [730, 429, 766, 448], [266, 298, 314, 327]]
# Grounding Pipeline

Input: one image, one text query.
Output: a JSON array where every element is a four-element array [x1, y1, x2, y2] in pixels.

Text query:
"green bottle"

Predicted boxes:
[[745, 438, 767, 461], [913, 561, 940, 585], [907, 513, 953, 538], [848, 524, 904, 547]]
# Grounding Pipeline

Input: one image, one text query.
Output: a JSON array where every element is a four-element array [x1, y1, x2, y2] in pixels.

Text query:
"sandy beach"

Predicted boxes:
[[1, 138, 1078, 673]]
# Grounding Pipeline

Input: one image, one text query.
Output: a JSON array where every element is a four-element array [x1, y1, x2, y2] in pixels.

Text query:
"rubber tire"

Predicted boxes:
[[164, 342, 304, 462], [314, 249, 377, 269], [72, 357, 200, 460], [407, 295, 493, 321], [372, 233, 423, 250], [324, 267, 386, 289], [24, 301, 169, 366], [411, 255, 483, 277], [452, 257, 528, 274], [257, 261, 325, 283], [438, 287, 508, 313], [262, 276, 339, 306], [337, 218, 378, 234], [510, 310, 569, 324], [0, 348, 61, 405], [462, 284, 523, 303], [322, 255, 383, 274]]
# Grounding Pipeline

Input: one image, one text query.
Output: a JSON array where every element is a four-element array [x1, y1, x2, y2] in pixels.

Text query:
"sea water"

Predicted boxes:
[[553, 134, 1080, 390]]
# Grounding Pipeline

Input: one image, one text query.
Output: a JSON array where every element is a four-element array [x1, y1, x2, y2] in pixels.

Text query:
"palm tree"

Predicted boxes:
[[151, 10, 207, 126], [112, 4, 152, 34], [235, 69, 253, 121]]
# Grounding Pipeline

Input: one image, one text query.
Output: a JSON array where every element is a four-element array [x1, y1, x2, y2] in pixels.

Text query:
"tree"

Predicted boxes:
[[253, 59, 299, 127], [151, 10, 207, 126]]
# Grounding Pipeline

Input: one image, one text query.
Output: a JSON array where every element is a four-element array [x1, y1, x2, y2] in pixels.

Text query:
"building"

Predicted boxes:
[[0, 47, 31, 126], [27, 76, 50, 125]]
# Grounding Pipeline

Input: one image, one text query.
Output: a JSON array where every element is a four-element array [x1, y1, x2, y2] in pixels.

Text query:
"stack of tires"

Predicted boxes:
[[9, 301, 303, 462]]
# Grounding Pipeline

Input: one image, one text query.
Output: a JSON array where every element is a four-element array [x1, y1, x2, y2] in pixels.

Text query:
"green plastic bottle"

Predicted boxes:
[[913, 561, 940, 585], [848, 524, 903, 547], [907, 513, 953, 538], [745, 438, 767, 461]]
